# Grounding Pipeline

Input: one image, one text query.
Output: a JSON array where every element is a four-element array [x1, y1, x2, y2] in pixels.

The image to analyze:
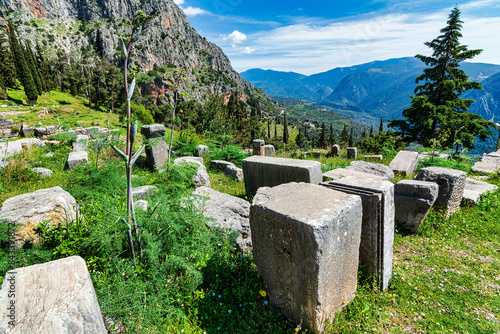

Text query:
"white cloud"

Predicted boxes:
[[241, 47, 256, 55], [222, 30, 247, 47], [224, 6, 500, 75], [173, 0, 184, 5], [182, 6, 209, 16]]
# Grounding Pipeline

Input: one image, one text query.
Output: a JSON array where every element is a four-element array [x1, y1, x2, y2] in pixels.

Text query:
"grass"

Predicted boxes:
[[1, 94, 499, 333]]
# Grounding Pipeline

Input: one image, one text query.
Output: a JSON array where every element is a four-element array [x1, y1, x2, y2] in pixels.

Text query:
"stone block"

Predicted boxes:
[[142, 125, 169, 169], [252, 139, 265, 156], [72, 134, 88, 152], [140, 124, 166, 139], [346, 147, 357, 159], [22, 126, 34, 137], [242, 156, 323, 195], [364, 155, 383, 161], [321, 177, 394, 290], [46, 125, 56, 135], [323, 168, 385, 182], [210, 160, 235, 171], [6, 141, 22, 156], [85, 126, 101, 138], [66, 151, 88, 169], [264, 144, 275, 156], [331, 144, 341, 156], [191, 186, 252, 253], [224, 164, 244, 181], [389, 151, 419, 176], [394, 180, 438, 233], [34, 127, 46, 138], [174, 157, 210, 188], [415, 167, 467, 216], [32, 167, 52, 178], [132, 185, 158, 200], [462, 178, 498, 206], [197, 144, 209, 156], [0, 256, 107, 333], [250, 183, 362, 331], [346, 160, 394, 180], [134, 200, 148, 211]]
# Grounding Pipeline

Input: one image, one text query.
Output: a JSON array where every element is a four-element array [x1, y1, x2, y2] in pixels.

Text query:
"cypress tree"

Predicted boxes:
[[274, 121, 277, 137], [379, 117, 384, 133], [369, 125, 374, 137], [283, 111, 289, 145], [7, 21, 38, 103], [349, 127, 354, 147], [35, 41, 53, 90], [267, 118, 270, 139], [362, 127, 367, 138], [318, 122, 326, 148], [341, 123, 349, 146], [295, 128, 304, 148], [24, 40, 45, 93], [0, 32, 17, 88]]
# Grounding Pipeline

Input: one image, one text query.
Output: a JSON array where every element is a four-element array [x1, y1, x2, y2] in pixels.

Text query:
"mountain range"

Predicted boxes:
[[241, 57, 500, 123]]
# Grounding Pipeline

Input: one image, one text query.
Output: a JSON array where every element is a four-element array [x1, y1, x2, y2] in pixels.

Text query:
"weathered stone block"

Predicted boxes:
[[415, 167, 466, 216], [132, 185, 158, 200], [251, 183, 362, 331], [224, 164, 244, 181], [6, 141, 22, 156], [134, 200, 148, 211], [462, 178, 498, 206], [0, 256, 107, 333], [21, 126, 34, 137], [85, 126, 101, 138], [32, 167, 52, 178], [191, 186, 251, 253], [322, 168, 385, 182], [346, 147, 357, 159], [242, 156, 323, 195], [141, 125, 169, 169], [389, 151, 419, 176], [264, 144, 275, 156], [321, 177, 394, 290], [197, 144, 209, 156], [174, 157, 210, 188], [346, 160, 394, 180], [252, 139, 265, 156], [331, 145, 340, 156], [140, 124, 166, 139], [66, 151, 88, 169], [210, 160, 235, 171], [394, 180, 438, 233], [72, 134, 88, 152]]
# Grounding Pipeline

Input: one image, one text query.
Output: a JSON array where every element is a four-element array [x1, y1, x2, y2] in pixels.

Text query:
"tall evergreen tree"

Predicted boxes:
[[361, 127, 367, 138], [0, 32, 17, 88], [389, 6, 494, 151], [295, 128, 304, 148], [369, 125, 374, 137], [329, 123, 335, 145], [349, 127, 354, 147], [274, 121, 277, 137], [341, 123, 350, 146], [379, 117, 384, 134], [7, 21, 38, 103], [35, 41, 54, 90], [24, 40, 45, 94], [267, 118, 271, 139], [317, 122, 327, 148], [283, 111, 289, 145]]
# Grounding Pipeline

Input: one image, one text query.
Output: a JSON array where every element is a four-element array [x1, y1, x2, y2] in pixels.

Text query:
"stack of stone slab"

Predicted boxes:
[[0, 256, 107, 333], [250, 183, 363, 331], [418, 152, 450, 160], [471, 151, 500, 175], [345, 160, 394, 181], [415, 167, 466, 216], [0, 114, 19, 139], [242, 156, 322, 194], [321, 178, 394, 291], [141, 124, 169, 169], [394, 180, 438, 233], [322, 168, 385, 182], [389, 151, 419, 176]]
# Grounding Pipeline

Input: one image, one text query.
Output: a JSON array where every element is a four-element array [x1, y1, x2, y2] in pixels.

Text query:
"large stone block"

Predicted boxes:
[[141, 125, 169, 169], [72, 134, 88, 152], [415, 167, 466, 216], [264, 144, 275, 156], [394, 180, 438, 233], [321, 177, 394, 290], [346, 147, 357, 159], [242, 156, 323, 195], [174, 157, 210, 188], [191, 186, 251, 253], [224, 164, 244, 182], [251, 183, 362, 331], [389, 151, 419, 176], [252, 139, 265, 156], [0, 186, 79, 246], [210, 160, 235, 171], [0, 256, 107, 333], [462, 178, 498, 206], [323, 168, 385, 182], [346, 160, 394, 180], [66, 151, 88, 169], [331, 144, 340, 156]]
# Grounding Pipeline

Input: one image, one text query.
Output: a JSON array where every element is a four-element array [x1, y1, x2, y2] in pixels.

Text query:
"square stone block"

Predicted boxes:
[[389, 151, 419, 176], [140, 124, 166, 139], [251, 183, 362, 331]]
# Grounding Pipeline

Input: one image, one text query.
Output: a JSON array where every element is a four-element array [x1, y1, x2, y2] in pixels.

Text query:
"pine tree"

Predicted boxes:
[[267, 118, 270, 139], [274, 121, 277, 137], [35, 41, 54, 90], [349, 127, 354, 147], [0, 32, 17, 88], [389, 6, 494, 150], [317, 122, 326, 148], [369, 125, 374, 137], [341, 123, 350, 146], [379, 117, 384, 134], [362, 127, 367, 138], [7, 21, 38, 103], [24, 40, 45, 94], [295, 128, 304, 148]]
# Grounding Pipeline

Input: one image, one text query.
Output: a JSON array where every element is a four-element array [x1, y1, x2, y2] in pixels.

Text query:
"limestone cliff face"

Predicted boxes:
[[1, 0, 264, 103]]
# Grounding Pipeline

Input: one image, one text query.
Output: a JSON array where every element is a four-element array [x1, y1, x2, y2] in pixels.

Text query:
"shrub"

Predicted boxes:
[[207, 145, 250, 167]]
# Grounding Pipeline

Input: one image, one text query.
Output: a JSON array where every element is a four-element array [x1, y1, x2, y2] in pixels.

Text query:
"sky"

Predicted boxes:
[[173, 0, 500, 75]]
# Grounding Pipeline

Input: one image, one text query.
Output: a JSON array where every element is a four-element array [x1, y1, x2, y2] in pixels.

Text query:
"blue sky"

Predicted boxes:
[[173, 0, 500, 75]]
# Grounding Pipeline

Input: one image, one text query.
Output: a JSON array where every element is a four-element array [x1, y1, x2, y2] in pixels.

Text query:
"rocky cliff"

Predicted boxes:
[[0, 0, 267, 105]]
